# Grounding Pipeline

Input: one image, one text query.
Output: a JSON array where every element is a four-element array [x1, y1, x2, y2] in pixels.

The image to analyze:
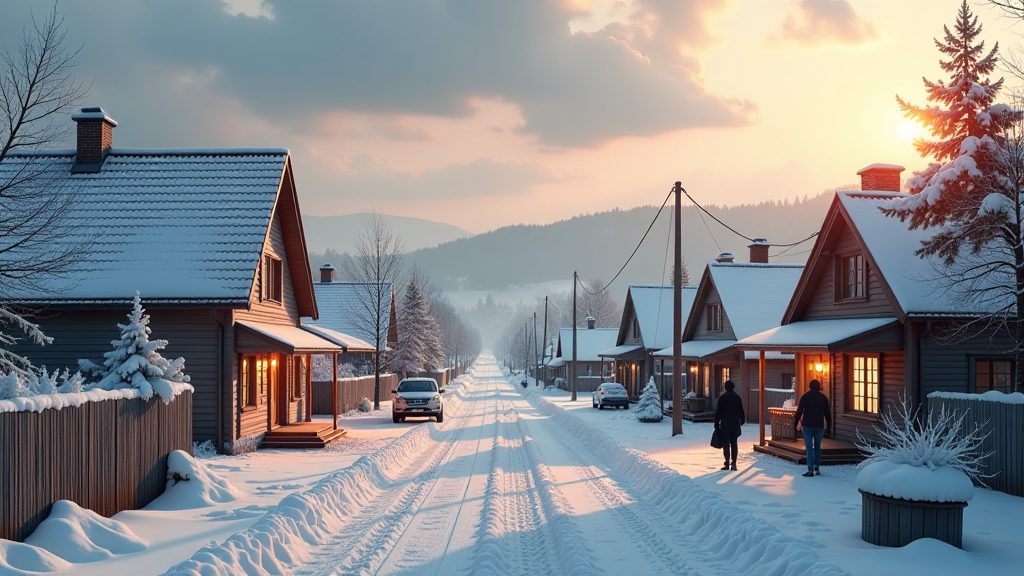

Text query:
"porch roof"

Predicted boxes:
[[735, 317, 898, 352], [652, 339, 735, 359], [547, 357, 565, 368], [598, 344, 644, 359], [236, 321, 344, 354], [300, 324, 376, 353]]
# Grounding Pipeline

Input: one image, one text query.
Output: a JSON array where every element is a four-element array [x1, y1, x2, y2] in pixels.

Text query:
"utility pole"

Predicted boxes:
[[571, 271, 578, 401], [524, 322, 530, 381], [533, 312, 539, 386], [672, 181, 684, 436], [542, 296, 549, 388]]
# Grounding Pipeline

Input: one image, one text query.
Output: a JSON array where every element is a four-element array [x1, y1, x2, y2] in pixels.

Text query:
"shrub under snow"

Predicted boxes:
[[358, 397, 372, 412], [634, 377, 663, 422]]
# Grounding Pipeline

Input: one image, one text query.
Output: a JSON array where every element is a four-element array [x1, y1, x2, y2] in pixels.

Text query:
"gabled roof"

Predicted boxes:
[[616, 285, 698, 350], [555, 327, 618, 362], [0, 149, 315, 313], [684, 262, 803, 341], [785, 190, 1001, 324], [303, 281, 394, 351]]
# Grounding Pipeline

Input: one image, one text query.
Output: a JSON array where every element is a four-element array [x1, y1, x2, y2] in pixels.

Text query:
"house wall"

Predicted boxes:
[[7, 307, 222, 443], [826, 351, 905, 444], [920, 324, 1017, 396], [243, 208, 300, 326], [802, 222, 897, 320], [692, 283, 737, 340]]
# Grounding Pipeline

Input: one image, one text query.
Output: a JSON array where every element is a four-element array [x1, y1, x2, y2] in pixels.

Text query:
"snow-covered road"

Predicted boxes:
[[166, 355, 845, 575]]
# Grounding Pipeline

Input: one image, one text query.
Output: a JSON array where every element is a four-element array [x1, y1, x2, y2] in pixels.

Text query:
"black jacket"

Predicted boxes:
[[794, 389, 832, 429], [715, 390, 745, 437]]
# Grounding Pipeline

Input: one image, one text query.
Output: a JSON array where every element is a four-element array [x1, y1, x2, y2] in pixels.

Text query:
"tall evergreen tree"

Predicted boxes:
[[884, 0, 1024, 390], [391, 278, 443, 373]]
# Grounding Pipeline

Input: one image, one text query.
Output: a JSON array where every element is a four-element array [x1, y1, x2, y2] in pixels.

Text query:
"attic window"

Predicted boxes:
[[706, 303, 722, 332], [838, 253, 866, 301], [632, 318, 640, 339], [264, 255, 283, 303]]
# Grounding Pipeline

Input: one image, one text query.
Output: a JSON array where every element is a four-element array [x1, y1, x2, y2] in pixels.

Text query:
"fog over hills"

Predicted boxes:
[[302, 213, 472, 255]]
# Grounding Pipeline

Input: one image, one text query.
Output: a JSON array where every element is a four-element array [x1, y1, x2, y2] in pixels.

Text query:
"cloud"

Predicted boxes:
[[37, 0, 754, 148], [769, 0, 877, 46], [327, 156, 565, 202]]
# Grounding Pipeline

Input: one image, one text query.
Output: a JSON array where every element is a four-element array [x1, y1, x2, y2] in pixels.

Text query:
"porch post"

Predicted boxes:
[[759, 350, 766, 447], [332, 353, 339, 430], [305, 353, 312, 423]]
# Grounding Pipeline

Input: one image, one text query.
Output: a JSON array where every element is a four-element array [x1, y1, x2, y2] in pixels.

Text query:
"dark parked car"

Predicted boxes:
[[391, 377, 444, 423], [592, 382, 629, 410]]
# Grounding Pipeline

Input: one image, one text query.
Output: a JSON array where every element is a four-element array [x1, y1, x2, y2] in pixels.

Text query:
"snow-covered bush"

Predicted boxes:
[[339, 363, 356, 379], [634, 377, 663, 423], [782, 398, 796, 410], [685, 391, 698, 399], [856, 398, 989, 502], [56, 368, 85, 394], [358, 397, 372, 412], [80, 292, 190, 404], [0, 372, 25, 400], [192, 440, 219, 459]]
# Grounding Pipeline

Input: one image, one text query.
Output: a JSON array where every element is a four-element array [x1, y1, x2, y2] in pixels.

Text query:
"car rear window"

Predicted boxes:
[[398, 380, 437, 392], [603, 384, 625, 391]]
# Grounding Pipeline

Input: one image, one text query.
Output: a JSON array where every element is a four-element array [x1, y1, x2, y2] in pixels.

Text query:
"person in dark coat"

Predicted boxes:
[[714, 380, 745, 471], [794, 379, 832, 477]]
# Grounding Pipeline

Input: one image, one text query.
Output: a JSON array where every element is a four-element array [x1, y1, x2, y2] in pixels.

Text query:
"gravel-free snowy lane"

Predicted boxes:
[[168, 356, 845, 575]]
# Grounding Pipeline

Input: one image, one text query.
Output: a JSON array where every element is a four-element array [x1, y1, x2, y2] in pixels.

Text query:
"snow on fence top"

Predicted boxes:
[[0, 382, 194, 414], [929, 390, 1024, 404]]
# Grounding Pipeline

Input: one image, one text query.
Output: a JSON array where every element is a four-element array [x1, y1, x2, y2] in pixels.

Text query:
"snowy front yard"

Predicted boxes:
[[3, 355, 1023, 575]]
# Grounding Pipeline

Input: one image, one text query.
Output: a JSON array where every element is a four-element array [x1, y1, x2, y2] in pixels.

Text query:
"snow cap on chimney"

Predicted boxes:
[[71, 107, 117, 171], [748, 238, 770, 264], [856, 163, 904, 192], [586, 316, 596, 329], [715, 252, 735, 263], [319, 263, 336, 283]]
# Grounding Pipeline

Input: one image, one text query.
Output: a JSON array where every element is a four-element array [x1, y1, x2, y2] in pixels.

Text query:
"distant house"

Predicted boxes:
[[599, 285, 697, 399], [738, 164, 1016, 461], [0, 107, 350, 452], [550, 321, 617, 393], [672, 247, 802, 421]]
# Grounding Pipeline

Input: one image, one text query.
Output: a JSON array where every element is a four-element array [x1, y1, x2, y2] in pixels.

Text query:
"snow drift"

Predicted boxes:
[[23, 500, 147, 563], [146, 450, 244, 510]]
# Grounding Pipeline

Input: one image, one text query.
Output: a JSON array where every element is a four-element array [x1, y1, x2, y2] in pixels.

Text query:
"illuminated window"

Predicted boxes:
[[851, 355, 879, 414], [976, 359, 1012, 393], [241, 354, 272, 407], [842, 254, 865, 300], [706, 303, 722, 332]]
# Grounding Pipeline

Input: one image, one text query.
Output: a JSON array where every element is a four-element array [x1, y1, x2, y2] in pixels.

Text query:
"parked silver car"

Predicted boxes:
[[392, 377, 444, 423], [592, 382, 629, 410]]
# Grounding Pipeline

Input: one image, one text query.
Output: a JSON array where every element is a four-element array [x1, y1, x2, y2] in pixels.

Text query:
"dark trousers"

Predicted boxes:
[[722, 430, 739, 465], [802, 427, 824, 472]]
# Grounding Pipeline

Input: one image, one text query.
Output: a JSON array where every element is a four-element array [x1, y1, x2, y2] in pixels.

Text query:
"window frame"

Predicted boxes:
[[263, 254, 284, 303], [974, 358, 1013, 393], [705, 303, 723, 332], [847, 353, 880, 415], [835, 252, 867, 302], [632, 318, 640, 339]]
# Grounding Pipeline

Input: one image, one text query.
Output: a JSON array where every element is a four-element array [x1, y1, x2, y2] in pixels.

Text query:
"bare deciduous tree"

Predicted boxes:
[[578, 278, 621, 328], [351, 212, 404, 409], [0, 4, 88, 375]]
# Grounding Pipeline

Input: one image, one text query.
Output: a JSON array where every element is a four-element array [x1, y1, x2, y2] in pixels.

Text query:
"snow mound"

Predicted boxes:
[[0, 540, 70, 573], [147, 450, 244, 510], [23, 500, 147, 563], [856, 460, 975, 502]]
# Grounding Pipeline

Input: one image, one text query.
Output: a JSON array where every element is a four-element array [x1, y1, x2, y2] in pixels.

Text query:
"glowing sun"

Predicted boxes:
[[897, 119, 926, 141]]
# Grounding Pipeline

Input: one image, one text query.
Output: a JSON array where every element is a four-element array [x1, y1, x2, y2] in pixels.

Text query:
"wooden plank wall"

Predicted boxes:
[[312, 374, 399, 415], [928, 396, 1024, 497], [0, 392, 192, 542]]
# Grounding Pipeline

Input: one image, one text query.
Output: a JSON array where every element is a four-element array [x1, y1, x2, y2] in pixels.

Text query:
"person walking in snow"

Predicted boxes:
[[794, 379, 832, 477], [714, 380, 744, 471]]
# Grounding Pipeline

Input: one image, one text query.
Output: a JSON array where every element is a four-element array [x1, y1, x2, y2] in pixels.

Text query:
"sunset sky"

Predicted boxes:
[[4, 0, 1024, 234]]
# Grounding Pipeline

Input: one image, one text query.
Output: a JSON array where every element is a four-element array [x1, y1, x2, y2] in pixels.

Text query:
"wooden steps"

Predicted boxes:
[[752, 437, 865, 466], [260, 423, 347, 449]]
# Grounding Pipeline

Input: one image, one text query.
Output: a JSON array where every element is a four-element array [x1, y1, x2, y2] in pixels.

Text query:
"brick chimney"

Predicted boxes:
[[71, 107, 117, 171], [586, 316, 595, 329], [748, 238, 769, 264], [856, 163, 904, 192], [715, 252, 735, 263], [319, 263, 336, 283]]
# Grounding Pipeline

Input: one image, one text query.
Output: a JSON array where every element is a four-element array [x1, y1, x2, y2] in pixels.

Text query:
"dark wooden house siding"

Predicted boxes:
[[920, 325, 1017, 396], [803, 222, 896, 320], [7, 307, 222, 443], [693, 283, 737, 340], [828, 351, 904, 444], [742, 358, 796, 423], [245, 208, 300, 326]]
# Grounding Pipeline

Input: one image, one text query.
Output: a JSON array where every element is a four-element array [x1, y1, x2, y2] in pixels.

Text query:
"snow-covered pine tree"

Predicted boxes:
[[89, 292, 190, 402], [635, 377, 663, 422], [391, 278, 444, 372], [0, 372, 24, 400], [883, 0, 1024, 390]]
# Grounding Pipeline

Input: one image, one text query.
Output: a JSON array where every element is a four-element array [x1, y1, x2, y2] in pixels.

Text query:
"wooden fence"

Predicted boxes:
[[928, 395, 1024, 497], [312, 374, 399, 415], [0, 392, 192, 542]]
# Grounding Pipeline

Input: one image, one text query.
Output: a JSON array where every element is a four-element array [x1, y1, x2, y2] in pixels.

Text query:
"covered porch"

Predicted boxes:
[[598, 344, 646, 398]]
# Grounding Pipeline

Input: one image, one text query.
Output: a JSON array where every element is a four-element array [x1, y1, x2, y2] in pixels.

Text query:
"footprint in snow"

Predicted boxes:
[[780, 512, 801, 519], [204, 505, 270, 521]]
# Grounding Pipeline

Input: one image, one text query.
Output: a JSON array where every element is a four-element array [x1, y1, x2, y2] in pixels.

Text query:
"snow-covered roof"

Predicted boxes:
[[598, 344, 643, 358], [736, 317, 898, 350], [706, 262, 803, 339], [837, 191, 999, 316], [300, 324, 375, 353], [303, 281, 393, 351], [626, 285, 697, 350], [236, 321, 343, 353], [557, 327, 618, 362], [0, 150, 290, 303], [546, 357, 565, 368], [743, 351, 795, 361], [653, 339, 734, 359]]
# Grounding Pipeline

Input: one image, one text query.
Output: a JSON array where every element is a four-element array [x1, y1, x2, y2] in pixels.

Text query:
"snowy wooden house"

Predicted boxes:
[[550, 323, 617, 393], [599, 285, 697, 399], [738, 164, 1016, 463], [0, 107, 353, 452], [670, 249, 802, 422]]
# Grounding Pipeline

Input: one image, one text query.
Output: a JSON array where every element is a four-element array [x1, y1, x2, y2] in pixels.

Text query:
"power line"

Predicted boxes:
[[681, 187, 820, 248]]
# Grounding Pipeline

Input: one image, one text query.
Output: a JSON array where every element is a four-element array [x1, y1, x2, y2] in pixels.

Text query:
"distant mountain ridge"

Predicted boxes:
[[302, 213, 472, 254], [402, 193, 833, 291]]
